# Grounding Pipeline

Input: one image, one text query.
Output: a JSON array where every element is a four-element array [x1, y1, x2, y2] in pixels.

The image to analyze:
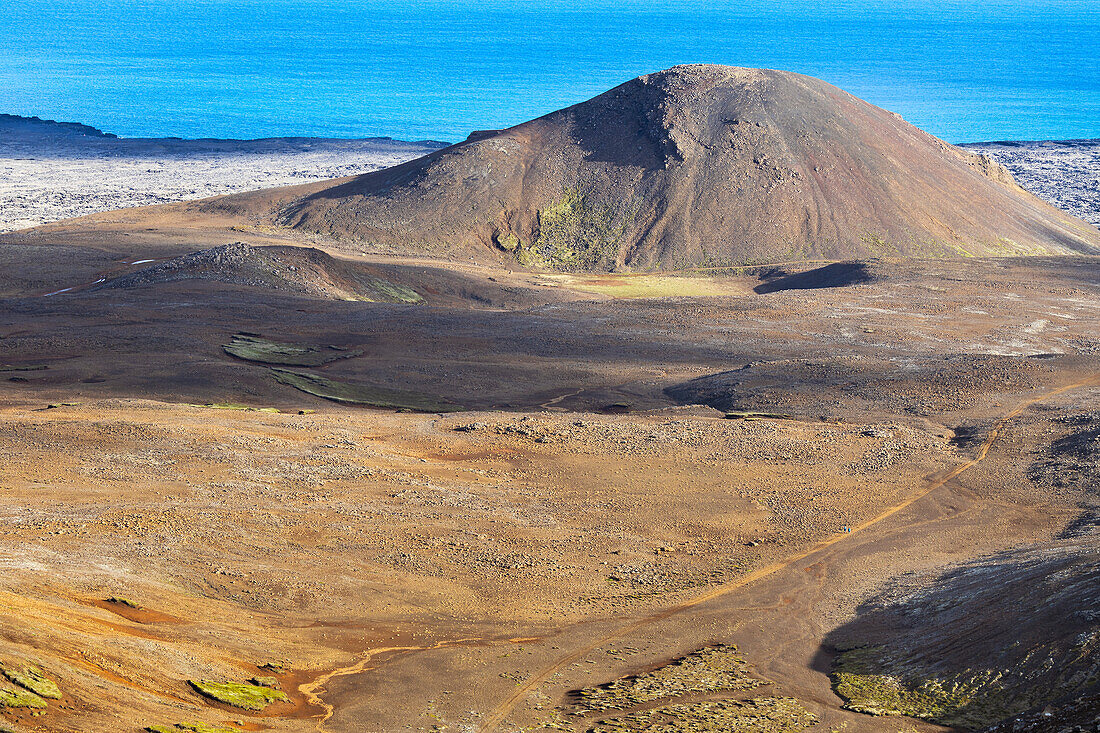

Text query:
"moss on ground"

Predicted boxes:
[[0, 686, 47, 709], [107, 596, 140, 608], [497, 232, 521, 252], [0, 666, 60, 700], [724, 411, 793, 421], [831, 646, 1017, 729], [587, 696, 817, 733], [198, 402, 281, 413], [187, 680, 288, 711], [353, 275, 423, 304], [573, 645, 765, 712], [858, 232, 900, 257], [249, 676, 279, 689], [223, 334, 361, 367], [270, 368, 462, 412], [147, 724, 242, 733], [515, 189, 633, 271]]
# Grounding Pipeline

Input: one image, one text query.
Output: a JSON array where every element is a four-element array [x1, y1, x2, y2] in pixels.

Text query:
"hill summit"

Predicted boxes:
[[206, 65, 1100, 269]]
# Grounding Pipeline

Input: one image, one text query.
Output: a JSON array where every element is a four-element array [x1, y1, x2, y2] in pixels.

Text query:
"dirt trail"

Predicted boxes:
[[298, 639, 484, 731], [477, 374, 1100, 732], [539, 388, 586, 410]]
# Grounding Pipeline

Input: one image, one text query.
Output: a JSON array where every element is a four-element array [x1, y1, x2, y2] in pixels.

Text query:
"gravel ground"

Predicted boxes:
[[0, 115, 446, 232], [962, 139, 1100, 227]]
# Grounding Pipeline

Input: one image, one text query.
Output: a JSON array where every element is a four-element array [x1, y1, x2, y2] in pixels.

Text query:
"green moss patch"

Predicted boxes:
[[198, 403, 281, 413], [516, 189, 633, 271], [497, 232, 521, 252], [223, 334, 362, 367], [1, 665, 60, 700], [574, 645, 765, 712], [724, 411, 793, 421], [0, 686, 47, 709], [831, 646, 1017, 729], [352, 275, 423, 304], [147, 724, 242, 733], [248, 676, 279, 689], [270, 368, 462, 412], [588, 696, 817, 733], [187, 680, 289, 711], [107, 596, 140, 608]]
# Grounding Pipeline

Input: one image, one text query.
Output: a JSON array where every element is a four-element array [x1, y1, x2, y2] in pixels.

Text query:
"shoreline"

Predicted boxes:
[[0, 115, 449, 233], [0, 112, 452, 147], [960, 139, 1100, 228], [2, 114, 1097, 234]]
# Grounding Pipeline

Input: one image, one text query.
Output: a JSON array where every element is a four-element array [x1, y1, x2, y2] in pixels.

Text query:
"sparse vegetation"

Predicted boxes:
[[724, 411, 793, 421], [0, 686, 47, 709], [497, 232, 521, 251], [270, 368, 462, 412], [147, 724, 242, 733], [858, 233, 898, 256], [831, 646, 1017, 728], [352, 275, 424, 304], [4, 64, 1100, 733], [198, 402, 281, 413], [223, 334, 362, 367], [514, 189, 633, 271], [587, 696, 818, 733], [573, 645, 765, 712], [0, 665, 60, 700], [188, 679, 289, 711]]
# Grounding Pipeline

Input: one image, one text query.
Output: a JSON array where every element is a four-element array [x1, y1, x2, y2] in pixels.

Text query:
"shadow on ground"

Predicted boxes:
[[816, 539, 1100, 730]]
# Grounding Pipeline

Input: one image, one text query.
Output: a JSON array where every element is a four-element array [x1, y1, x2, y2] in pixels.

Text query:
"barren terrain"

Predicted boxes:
[[2, 67, 1100, 733], [1, 214, 1099, 732]]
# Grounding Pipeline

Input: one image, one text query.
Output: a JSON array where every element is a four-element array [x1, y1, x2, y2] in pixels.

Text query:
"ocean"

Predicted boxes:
[[2, 0, 1098, 144]]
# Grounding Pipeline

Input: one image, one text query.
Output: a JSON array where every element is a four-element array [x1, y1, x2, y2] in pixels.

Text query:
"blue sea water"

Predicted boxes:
[[1, 0, 1097, 144]]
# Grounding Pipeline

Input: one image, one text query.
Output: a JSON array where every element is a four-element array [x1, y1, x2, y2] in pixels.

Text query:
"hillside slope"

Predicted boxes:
[[198, 65, 1100, 269]]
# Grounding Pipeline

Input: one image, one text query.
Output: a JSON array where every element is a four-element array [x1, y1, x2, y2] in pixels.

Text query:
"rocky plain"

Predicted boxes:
[[0, 114, 444, 233], [1, 67, 1100, 733]]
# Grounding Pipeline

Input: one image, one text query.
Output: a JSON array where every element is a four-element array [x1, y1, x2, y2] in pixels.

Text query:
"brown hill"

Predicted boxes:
[[198, 65, 1100, 270]]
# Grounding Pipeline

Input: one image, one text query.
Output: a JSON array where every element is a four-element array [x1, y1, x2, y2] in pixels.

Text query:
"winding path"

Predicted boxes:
[[299, 639, 484, 730], [477, 374, 1100, 732]]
